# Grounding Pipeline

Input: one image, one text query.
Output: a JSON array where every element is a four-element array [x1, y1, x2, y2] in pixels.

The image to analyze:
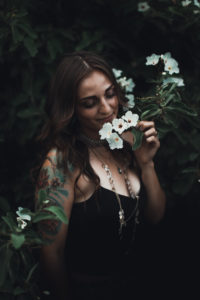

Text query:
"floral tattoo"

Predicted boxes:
[[36, 153, 68, 243]]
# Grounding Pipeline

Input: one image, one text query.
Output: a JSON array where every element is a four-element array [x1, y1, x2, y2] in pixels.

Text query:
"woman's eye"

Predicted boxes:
[[82, 100, 96, 108], [106, 92, 116, 99]]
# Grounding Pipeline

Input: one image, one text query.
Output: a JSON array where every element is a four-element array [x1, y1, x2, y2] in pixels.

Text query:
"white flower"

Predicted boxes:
[[163, 77, 185, 87], [99, 122, 113, 140], [160, 52, 172, 64], [194, 0, 200, 7], [16, 207, 31, 221], [112, 68, 122, 78], [164, 58, 180, 75], [17, 217, 27, 230], [122, 111, 139, 129], [107, 133, 123, 150], [126, 94, 135, 108], [181, 0, 192, 6], [146, 54, 160, 66], [124, 78, 135, 92], [43, 291, 51, 296], [117, 77, 128, 89], [138, 2, 150, 12], [112, 118, 128, 134], [117, 77, 135, 93]]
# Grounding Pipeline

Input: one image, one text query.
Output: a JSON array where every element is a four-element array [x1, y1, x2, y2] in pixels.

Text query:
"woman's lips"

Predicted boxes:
[[98, 114, 114, 123]]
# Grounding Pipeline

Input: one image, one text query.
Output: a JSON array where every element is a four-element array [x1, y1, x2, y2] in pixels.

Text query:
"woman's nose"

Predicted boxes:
[[99, 98, 111, 114]]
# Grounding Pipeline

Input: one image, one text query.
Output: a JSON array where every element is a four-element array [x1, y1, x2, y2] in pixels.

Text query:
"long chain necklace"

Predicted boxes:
[[92, 150, 140, 237], [102, 163, 140, 236]]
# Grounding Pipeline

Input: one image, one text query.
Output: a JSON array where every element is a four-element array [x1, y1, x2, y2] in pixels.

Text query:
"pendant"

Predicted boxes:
[[117, 167, 122, 174], [119, 209, 126, 231]]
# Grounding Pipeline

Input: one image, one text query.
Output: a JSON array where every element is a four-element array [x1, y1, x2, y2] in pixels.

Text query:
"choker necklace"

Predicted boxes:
[[91, 150, 140, 238], [79, 133, 106, 147]]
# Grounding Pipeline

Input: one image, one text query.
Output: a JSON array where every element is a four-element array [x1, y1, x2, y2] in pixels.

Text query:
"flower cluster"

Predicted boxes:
[[112, 68, 135, 109], [182, 0, 200, 8], [99, 111, 139, 150], [137, 1, 200, 13], [138, 2, 150, 12], [146, 52, 185, 87], [16, 207, 31, 230]]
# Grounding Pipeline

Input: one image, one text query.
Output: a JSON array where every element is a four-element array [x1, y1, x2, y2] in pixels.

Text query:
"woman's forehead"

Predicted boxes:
[[78, 70, 112, 98]]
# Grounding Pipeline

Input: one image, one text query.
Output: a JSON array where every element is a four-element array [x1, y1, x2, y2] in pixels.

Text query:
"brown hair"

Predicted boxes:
[[36, 51, 133, 191]]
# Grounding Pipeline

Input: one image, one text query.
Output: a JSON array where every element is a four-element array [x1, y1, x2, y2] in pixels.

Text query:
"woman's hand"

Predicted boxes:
[[134, 120, 160, 169]]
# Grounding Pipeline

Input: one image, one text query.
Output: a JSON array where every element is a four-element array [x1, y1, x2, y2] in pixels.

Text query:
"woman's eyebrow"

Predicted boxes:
[[79, 84, 114, 101]]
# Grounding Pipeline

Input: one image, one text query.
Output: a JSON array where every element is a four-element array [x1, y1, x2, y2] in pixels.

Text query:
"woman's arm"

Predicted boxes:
[[122, 120, 166, 223], [35, 150, 77, 300], [140, 161, 166, 223], [134, 120, 166, 223]]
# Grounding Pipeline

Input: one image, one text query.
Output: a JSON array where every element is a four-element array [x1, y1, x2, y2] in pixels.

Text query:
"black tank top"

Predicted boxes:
[[65, 184, 147, 277]]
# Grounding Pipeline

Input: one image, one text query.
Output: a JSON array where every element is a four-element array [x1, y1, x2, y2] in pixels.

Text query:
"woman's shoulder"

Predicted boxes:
[[41, 148, 79, 185]]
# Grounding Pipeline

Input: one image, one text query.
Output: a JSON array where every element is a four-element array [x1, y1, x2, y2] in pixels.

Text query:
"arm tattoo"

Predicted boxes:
[[36, 154, 69, 243]]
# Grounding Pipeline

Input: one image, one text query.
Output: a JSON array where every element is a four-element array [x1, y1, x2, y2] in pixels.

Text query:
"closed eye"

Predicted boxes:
[[106, 90, 116, 99], [81, 97, 97, 108]]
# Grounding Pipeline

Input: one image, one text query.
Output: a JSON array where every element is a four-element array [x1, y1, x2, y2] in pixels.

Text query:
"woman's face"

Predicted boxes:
[[76, 70, 119, 139]]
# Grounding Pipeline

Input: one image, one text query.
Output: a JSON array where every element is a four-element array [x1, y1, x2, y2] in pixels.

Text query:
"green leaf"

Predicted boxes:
[[15, 10, 28, 18], [44, 206, 68, 224], [11, 234, 25, 250], [141, 108, 162, 120], [26, 262, 38, 283], [2, 213, 16, 231], [23, 37, 38, 57], [0, 247, 13, 287], [32, 212, 59, 223], [161, 82, 177, 98], [14, 286, 26, 296], [161, 94, 175, 107], [17, 108, 40, 118], [131, 127, 144, 151], [181, 167, 198, 174], [17, 23, 38, 39], [163, 111, 180, 128], [11, 26, 24, 43], [166, 102, 197, 117]]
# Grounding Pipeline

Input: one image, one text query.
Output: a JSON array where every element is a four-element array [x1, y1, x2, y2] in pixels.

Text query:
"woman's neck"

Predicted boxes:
[[79, 132, 106, 148]]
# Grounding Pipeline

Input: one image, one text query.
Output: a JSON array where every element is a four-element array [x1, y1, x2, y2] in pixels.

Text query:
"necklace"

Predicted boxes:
[[91, 150, 140, 237], [79, 133, 106, 147], [102, 163, 140, 236]]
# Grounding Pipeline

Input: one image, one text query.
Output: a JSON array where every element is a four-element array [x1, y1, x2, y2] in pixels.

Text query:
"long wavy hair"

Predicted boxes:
[[36, 51, 135, 193]]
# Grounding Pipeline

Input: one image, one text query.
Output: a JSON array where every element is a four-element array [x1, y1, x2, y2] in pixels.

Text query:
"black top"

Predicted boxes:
[[65, 184, 147, 278]]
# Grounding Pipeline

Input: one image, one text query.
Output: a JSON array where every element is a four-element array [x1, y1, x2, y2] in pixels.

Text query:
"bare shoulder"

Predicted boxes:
[[41, 148, 79, 185]]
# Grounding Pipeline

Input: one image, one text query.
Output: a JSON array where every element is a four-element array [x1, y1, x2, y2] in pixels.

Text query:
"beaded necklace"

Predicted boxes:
[[92, 150, 140, 238], [102, 163, 140, 237]]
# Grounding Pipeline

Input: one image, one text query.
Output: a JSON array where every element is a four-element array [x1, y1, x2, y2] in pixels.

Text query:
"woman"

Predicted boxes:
[[36, 51, 166, 300]]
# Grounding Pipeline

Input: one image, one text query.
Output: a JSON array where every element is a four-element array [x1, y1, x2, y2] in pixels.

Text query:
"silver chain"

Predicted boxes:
[[101, 162, 140, 237]]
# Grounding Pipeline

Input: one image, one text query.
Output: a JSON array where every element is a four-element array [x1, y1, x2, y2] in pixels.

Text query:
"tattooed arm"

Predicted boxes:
[[35, 150, 77, 300]]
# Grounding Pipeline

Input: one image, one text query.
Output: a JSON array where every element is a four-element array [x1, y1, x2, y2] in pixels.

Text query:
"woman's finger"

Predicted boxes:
[[143, 127, 158, 138], [146, 135, 160, 145], [136, 120, 155, 131]]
